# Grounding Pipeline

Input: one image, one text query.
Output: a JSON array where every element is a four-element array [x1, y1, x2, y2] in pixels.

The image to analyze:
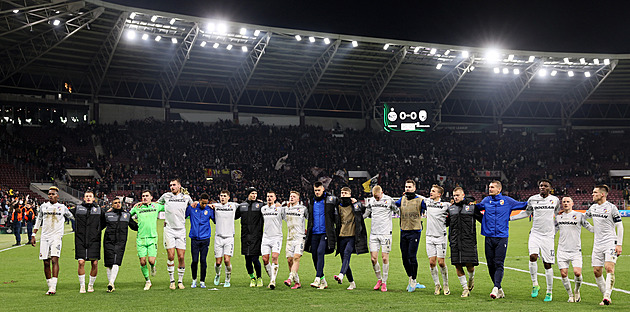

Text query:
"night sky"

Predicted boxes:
[[111, 0, 630, 54]]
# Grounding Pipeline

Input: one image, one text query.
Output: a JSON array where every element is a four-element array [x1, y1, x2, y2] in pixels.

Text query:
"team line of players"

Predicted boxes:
[[29, 179, 623, 306]]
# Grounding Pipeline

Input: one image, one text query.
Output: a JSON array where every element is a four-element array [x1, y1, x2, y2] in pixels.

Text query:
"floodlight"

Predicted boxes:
[[568, 71, 574, 77], [539, 69, 547, 76], [584, 71, 591, 77], [413, 46, 420, 53], [493, 67, 500, 74], [295, 35, 302, 41], [200, 41, 206, 47], [170, 18, 176, 25], [528, 56, 535, 62], [254, 30, 260, 36], [309, 36, 315, 43], [213, 43, 219, 48], [551, 70, 557, 76], [171, 37, 177, 44], [436, 63, 443, 69], [351, 41, 358, 47], [383, 44, 390, 50], [207, 23, 216, 32], [513, 68, 520, 75], [141, 33, 148, 40], [151, 15, 158, 22], [240, 27, 246, 35], [593, 58, 600, 65], [580, 58, 586, 65], [126, 30, 136, 40], [461, 50, 469, 58], [129, 12, 136, 19], [508, 54, 514, 61], [604, 59, 610, 65], [217, 23, 227, 34], [155, 35, 161, 41], [444, 50, 450, 56], [502, 68, 509, 74], [13, 9, 19, 13], [53, 19, 61, 26], [564, 57, 570, 64], [429, 48, 437, 55], [324, 38, 330, 44], [242, 46, 248, 52], [226, 44, 233, 50], [469, 66, 475, 71], [486, 49, 500, 62]]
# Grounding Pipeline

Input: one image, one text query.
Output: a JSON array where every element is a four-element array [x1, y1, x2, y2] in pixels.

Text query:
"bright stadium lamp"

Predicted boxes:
[[486, 49, 500, 62], [213, 42, 219, 48], [461, 50, 469, 58], [170, 18, 176, 25], [604, 58, 610, 65], [200, 41, 207, 47], [502, 68, 509, 74], [413, 46, 420, 53], [429, 48, 436, 55], [141, 33, 148, 40], [351, 41, 358, 47], [593, 58, 600, 65], [436, 63, 443, 69], [580, 58, 586, 64], [217, 23, 227, 34], [538, 69, 547, 76], [324, 38, 330, 44], [383, 43, 390, 50], [171, 37, 177, 44], [528, 56, 535, 62], [240, 27, 247, 35], [254, 30, 260, 36], [126, 30, 136, 40], [295, 35, 302, 41], [507, 54, 514, 61], [493, 67, 500, 74], [551, 70, 557, 76], [309, 36, 315, 43], [53, 19, 61, 26], [151, 15, 158, 22], [207, 23, 216, 32], [469, 66, 475, 71], [226, 44, 233, 50], [568, 71, 574, 77], [129, 12, 136, 19], [584, 71, 591, 77], [13, 9, 19, 13], [513, 68, 520, 75], [242, 46, 248, 52], [564, 57, 570, 64], [444, 50, 451, 56], [155, 35, 161, 41]]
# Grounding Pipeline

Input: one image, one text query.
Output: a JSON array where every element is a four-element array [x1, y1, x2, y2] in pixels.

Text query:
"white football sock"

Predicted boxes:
[[51, 277, 58, 290], [215, 263, 221, 276], [78, 274, 86, 287], [106, 267, 112, 283], [458, 275, 467, 289], [440, 265, 449, 287], [574, 275, 583, 293], [382, 264, 389, 283], [561, 277, 572, 296], [373, 262, 382, 280], [529, 261, 538, 286], [111, 265, 119, 284], [265, 263, 272, 277], [294, 272, 300, 284], [467, 270, 475, 280], [271, 263, 279, 283], [430, 267, 440, 286], [226, 265, 232, 282], [167, 260, 175, 282], [545, 268, 553, 292], [177, 267, 185, 283], [88, 275, 96, 287], [595, 275, 606, 295], [605, 273, 615, 298]]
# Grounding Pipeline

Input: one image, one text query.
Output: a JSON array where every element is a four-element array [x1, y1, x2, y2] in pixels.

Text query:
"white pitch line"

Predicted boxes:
[[480, 261, 630, 295], [0, 231, 73, 253]]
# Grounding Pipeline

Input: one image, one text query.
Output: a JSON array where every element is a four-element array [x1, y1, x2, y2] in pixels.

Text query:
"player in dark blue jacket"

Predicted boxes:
[[186, 193, 215, 288], [475, 180, 527, 299]]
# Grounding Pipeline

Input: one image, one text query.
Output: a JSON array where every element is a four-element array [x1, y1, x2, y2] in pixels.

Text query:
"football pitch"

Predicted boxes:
[[1, 218, 628, 311]]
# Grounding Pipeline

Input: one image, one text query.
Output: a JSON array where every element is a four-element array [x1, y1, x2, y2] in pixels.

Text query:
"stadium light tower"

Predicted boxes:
[[486, 49, 500, 62]]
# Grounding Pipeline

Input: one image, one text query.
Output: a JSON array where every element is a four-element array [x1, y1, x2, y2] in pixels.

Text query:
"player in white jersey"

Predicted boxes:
[[585, 185, 624, 306], [210, 190, 239, 287], [423, 184, 451, 295], [30, 186, 74, 295], [511, 179, 561, 301], [556, 196, 593, 303], [362, 185, 398, 292], [157, 178, 194, 290], [283, 191, 308, 289], [261, 191, 285, 289]]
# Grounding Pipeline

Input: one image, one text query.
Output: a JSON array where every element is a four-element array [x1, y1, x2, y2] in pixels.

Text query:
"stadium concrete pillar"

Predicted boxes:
[[299, 110, 305, 127], [233, 107, 239, 125], [164, 100, 171, 122], [92, 97, 100, 124], [0, 6, 104, 84]]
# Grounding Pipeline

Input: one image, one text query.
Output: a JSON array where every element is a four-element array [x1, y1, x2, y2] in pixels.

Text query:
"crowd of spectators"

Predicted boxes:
[[1, 119, 630, 206]]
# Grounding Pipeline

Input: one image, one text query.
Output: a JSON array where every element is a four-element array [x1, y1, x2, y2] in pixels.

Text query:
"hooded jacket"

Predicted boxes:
[[305, 192, 339, 254], [447, 197, 483, 265], [103, 208, 134, 267], [238, 200, 263, 255], [73, 202, 105, 260]]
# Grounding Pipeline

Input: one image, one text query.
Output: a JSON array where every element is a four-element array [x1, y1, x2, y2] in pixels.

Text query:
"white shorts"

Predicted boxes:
[[426, 235, 447, 258], [286, 239, 305, 256], [528, 235, 555, 264], [163, 227, 186, 250], [591, 244, 618, 267], [39, 237, 62, 260], [557, 250, 583, 269], [369, 234, 392, 253], [214, 235, 234, 258], [261, 236, 282, 255]]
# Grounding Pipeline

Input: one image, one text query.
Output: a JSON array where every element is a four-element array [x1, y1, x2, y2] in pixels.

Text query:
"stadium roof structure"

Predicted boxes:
[[1, 0, 630, 128]]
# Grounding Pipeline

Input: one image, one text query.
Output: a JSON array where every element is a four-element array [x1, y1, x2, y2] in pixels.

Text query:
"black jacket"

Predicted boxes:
[[103, 208, 135, 267], [73, 203, 105, 260], [335, 201, 368, 255], [446, 197, 483, 265], [305, 193, 339, 254], [238, 200, 263, 256]]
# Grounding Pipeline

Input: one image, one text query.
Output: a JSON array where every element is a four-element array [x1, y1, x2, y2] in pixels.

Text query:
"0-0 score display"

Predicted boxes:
[[383, 102, 432, 132]]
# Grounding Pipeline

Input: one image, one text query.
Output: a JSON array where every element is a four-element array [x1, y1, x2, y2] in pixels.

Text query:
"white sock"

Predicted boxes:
[[545, 268, 553, 292], [226, 265, 232, 282], [574, 275, 583, 293], [595, 276, 606, 295], [605, 273, 614, 297], [51, 277, 58, 290], [294, 272, 300, 284], [288, 271, 294, 282], [529, 261, 538, 286], [373, 262, 382, 280], [561, 277, 572, 296], [271, 263, 279, 283], [338, 273, 344, 282], [265, 263, 272, 277], [458, 275, 467, 289], [467, 270, 475, 280], [440, 265, 449, 287], [167, 260, 175, 282], [430, 266, 440, 286], [46, 278, 51, 288], [382, 264, 389, 283], [111, 265, 119, 284], [215, 263, 221, 276], [106, 267, 111, 283], [78, 274, 86, 287], [88, 275, 96, 287], [178, 267, 185, 283]]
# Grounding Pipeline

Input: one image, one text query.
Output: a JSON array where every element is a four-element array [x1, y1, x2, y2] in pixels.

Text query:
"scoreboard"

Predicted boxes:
[[382, 102, 433, 132]]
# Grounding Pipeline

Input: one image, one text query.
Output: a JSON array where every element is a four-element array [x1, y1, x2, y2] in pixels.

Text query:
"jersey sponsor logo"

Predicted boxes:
[[263, 212, 280, 216], [558, 221, 578, 225], [591, 213, 609, 218], [138, 208, 157, 213], [43, 212, 63, 216], [500, 200, 505, 205], [168, 199, 186, 203], [204, 210, 208, 215], [534, 205, 556, 210]]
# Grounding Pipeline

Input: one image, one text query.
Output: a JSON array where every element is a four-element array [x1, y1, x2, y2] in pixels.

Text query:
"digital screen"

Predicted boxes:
[[383, 102, 432, 132]]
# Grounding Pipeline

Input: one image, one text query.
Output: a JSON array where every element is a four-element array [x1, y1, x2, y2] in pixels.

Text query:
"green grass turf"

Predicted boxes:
[[1, 217, 629, 311]]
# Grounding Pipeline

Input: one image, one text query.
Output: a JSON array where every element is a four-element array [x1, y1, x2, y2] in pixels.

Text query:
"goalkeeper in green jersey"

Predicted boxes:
[[130, 190, 165, 290]]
